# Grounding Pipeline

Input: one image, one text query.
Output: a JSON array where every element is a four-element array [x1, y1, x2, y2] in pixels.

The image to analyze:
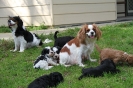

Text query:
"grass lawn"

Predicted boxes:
[[0, 24, 48, 33], [0, 22, 133, 88]]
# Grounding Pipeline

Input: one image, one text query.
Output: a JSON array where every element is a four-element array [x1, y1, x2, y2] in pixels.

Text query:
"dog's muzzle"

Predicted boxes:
[[8, 20, 15, 26]]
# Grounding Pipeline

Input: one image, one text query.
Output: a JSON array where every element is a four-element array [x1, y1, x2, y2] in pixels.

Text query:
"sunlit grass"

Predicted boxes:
[[0, 21, 133, 88]]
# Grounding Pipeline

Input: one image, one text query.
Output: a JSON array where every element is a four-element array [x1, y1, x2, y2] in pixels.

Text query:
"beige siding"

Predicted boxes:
[[117, 0, 125, 17], [21, 16, 52, 26], [0, 0, 50, 7], [0, 16, 52, 26], [118, 14, 125, 17], [0, 6, 50, 17], [53, 3, 116, 15], [0, 0, 52, 26], [52, 0, 117, 25], [54, 12, 116, 25], [117, 4, 125, 13], [0, 0, 117, 26], [52, 0, 116, 4], [117, 0, 125, 2]]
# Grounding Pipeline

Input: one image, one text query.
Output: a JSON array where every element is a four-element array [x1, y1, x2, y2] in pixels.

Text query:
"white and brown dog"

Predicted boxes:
[[59, 24, 102, 67], [8, 16, 42, 52]]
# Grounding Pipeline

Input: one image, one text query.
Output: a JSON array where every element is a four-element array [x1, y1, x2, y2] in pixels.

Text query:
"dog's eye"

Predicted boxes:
[[86, 30, 89, 32], [93, 28, 96, 31], [12, 20, 16, 22]]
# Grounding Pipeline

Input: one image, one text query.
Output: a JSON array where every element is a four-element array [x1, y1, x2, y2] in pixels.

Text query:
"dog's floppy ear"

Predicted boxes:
[[77, 24, 88, 43], [41, 48, 49, 55], [50, 72, 64, 82], [55, 46, 61, 54], [93, 24, 102, 40], [17, 16, 23, 27]]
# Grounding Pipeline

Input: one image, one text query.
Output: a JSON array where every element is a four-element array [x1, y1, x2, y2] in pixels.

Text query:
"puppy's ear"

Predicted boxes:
[[93, 24, 102, 40], [41, 49, 49, 55], [57, 46, 61, 54], [50, 72, 64, 82], [56, 74, 64, 82], [77, 24, 88, 43]]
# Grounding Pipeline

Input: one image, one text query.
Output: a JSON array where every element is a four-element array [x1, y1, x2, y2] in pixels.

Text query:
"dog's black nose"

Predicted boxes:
[[8, 20, 11, 22], [91, 32, 94, 35], [51, 52, 55, 54]]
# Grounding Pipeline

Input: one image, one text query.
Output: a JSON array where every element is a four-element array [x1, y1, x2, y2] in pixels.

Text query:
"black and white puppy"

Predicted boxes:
[[52, 46, 61, 63], [33, 55, 54, 70], [8, 16, 42, 52], [78, 59, 120, 80], [33, 46, 61, 70], [28, 72, 64, 88], [54, 31, 74, 48]]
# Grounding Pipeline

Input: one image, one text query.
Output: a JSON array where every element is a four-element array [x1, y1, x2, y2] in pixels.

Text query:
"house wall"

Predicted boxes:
[[0, 0, 52, 26], [0, 0, 117, 26], [52, 0, 117, 25], [117, 0, 125, 17]]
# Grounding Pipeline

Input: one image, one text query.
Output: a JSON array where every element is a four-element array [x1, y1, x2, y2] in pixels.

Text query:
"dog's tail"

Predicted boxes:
[[95, 44, 102, 53], [54, 31, 59, 40]]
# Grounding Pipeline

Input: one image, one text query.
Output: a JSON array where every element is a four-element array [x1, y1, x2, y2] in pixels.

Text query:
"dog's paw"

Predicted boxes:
[[43, 38, 53, 43], [64, 65, 71, 67], [89, 59, 97, 62], [19, 50, 24, 52], [79, 64, 85, 67], [44, 66, 53, 70], [56, 64, 59, 66], [10, 49, 17, 52], [19, 51, 24, 52]]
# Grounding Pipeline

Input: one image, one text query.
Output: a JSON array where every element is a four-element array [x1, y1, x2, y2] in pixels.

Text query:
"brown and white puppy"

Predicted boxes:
[[59, 24, 102, 67], [95, 45, 133, 65]]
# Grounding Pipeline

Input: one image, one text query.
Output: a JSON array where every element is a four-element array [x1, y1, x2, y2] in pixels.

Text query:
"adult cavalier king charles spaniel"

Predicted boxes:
[[8, 16, 42, 52], [59, 24, 102, 67]]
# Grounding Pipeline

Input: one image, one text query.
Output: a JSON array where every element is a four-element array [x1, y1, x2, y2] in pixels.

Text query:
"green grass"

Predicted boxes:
[[0, 22, 133, 88], [0, 25, 11, 33], [0, 24, 48, 33], [26, 24, 49, 31]]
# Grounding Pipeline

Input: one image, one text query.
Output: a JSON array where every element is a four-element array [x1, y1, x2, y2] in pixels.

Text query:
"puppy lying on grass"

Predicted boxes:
[[95, 44, 133, 65], [78, 59, 120, 80], [28, 72, 64, 88]]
